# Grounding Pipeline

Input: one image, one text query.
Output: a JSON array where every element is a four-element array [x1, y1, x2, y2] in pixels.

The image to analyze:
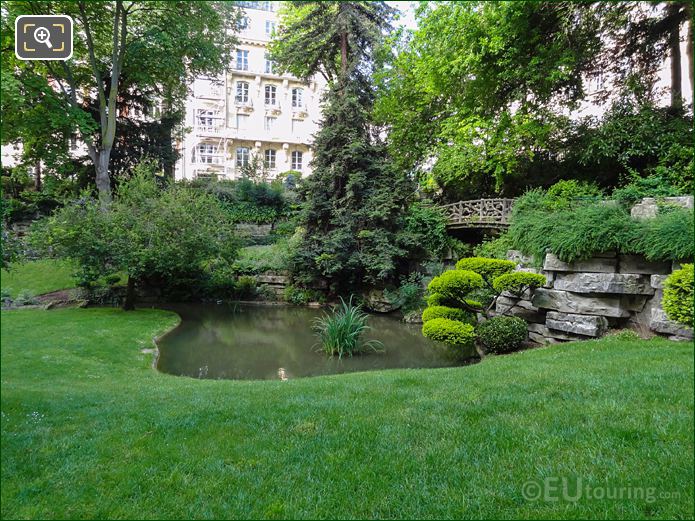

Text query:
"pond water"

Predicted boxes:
[[156, 303, 466, 380]]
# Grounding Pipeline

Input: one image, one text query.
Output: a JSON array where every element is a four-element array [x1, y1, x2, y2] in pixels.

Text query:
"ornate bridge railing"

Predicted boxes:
[[440, 198, 515, 229]]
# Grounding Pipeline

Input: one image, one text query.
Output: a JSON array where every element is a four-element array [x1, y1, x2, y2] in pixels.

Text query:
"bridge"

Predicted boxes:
[[440, 198, 515, 229]]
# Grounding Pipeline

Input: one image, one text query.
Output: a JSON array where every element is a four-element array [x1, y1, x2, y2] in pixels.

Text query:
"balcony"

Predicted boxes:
[[195, 126, 225, 137]]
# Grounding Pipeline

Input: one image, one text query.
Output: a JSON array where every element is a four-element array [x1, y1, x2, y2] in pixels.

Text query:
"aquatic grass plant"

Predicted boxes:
[[313, 296, 383, 358]]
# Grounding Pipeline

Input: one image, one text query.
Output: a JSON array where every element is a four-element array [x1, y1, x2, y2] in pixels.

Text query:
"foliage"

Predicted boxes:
[[455, 257, 516, 284], [492, 272, 547, 297], [383, 272, 426, 315], [2, 1, 240, 201], [233, 276, 257, 300], [426, 292, 481, 311], [421, 317, 476, 351], [30, 163, 239, 308], [232, 243, 290, 275], [283, 285, 325, 305], [313, 296, 383, 358], [402, 203, 452, 260], [473, 234, 514, 260], [287, 82, 415, 292], [662, 264, 694, 328], [508, 188, 694, 263], [421, 306, 474, 325], [629, 208, 695, 262], [476, 316, 528, 354], [611, 175, 684, 207], [427, 270, 484, 307], [544, 180, 604, 209], [13, 289, 39, 306]]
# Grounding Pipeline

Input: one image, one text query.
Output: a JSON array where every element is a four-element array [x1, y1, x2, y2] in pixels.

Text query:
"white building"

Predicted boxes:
[[174, 1, 327, 181]]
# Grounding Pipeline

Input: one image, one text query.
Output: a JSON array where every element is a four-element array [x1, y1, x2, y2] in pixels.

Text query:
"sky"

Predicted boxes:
[[386, 1, 418, 30]]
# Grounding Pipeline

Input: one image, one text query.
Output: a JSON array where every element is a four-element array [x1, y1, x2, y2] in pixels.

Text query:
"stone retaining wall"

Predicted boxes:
[[498, 251, 693, 344]]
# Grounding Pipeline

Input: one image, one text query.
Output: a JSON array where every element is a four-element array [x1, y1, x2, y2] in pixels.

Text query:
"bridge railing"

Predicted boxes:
[[440, 198, 515, 228]]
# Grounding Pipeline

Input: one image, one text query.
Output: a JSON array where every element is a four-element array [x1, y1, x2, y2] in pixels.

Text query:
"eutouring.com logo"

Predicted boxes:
[[521, 477, 681, 503]]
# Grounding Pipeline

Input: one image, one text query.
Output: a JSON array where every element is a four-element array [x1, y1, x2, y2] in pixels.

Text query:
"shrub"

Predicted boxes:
[[455, 257, 516, 283], [492, 271, 547, 296], [545, 180, 603, 209], [421, 317, 476, 351], [662, 264, 694, 328], [313, 296, 383, 358], [284, 285, 324, 305], [473, 234, 513, 259], [14, 289, 38, 306], [611, 175, 683, 207], [234, 276, 257, 299], [421, 305, 474, 324], [427, 270, 483, 306], [476, 316, 527, 354], [426, 292, 481, 310], [232, 243, 290, 274], [629, 208, 694, 262], [383, 272, 425, 315]]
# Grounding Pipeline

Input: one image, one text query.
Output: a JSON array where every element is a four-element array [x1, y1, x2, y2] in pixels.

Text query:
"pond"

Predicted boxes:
[[156, 304, 468, 380]]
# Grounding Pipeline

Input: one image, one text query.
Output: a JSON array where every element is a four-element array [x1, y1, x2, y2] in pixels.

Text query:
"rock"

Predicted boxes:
[[546, 311, 609, 337], [649, 308, 694, 338], [307, 302, 322, 308], [669, 335, 694, 342], [76, 300, 89, 308], [506, 250, 534, 267], [618, 255, 670, 275], [650, 274, 669, 289], [630, 196, 693, 220], [619, 295, 649, 312], [256, 274, 290, 285], [528, 331, 549, 344], [553, 273, 653, 295], [531, 288, 630, 318], [495, 296, 546, 323], [543, 253, 617, 273], [43, 302, 55, 310], [361, 288, 398, 313]]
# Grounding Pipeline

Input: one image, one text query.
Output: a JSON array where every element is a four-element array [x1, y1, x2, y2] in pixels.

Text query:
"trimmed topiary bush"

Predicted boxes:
[[421, 305, 474, 324], [427, 270, 483, 306], [476, 316, 528, 354], [492, 271, 547, 296], [455, 257, 516, 283], [426, 292, 482, 310], [422, 317, 476, 350], [663, 264, 694, 328]]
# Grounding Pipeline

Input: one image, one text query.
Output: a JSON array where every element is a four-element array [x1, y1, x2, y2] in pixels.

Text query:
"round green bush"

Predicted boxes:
[[492, 271, 546, 296], [426, 293, 482, 310], [422, 317, 476, 350], [427, 269, 483, 305], [476, 316, 528, 354], [421, 305, 474, 324], [455, 257, 516, 282], [663, 264, 694, 328]]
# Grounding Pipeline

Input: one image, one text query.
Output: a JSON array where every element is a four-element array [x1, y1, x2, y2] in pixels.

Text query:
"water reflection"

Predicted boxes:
[[156, 303, 465, 380]]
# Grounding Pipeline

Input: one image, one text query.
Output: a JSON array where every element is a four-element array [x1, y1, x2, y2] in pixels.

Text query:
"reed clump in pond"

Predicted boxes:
[[313, 296, 383, 358]]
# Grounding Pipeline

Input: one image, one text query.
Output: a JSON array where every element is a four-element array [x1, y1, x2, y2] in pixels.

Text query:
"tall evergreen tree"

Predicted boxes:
[[271, 2, 416, 293]]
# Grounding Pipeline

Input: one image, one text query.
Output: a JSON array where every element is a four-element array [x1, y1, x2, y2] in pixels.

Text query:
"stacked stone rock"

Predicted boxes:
[[497, 251, 693, 344]]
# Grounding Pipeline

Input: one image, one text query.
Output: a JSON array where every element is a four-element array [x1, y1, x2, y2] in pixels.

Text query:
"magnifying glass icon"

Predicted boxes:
[[33, 26, 52, 48]]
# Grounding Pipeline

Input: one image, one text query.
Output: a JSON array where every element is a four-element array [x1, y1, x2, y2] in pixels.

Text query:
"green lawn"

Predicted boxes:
[[1, 259, 76, 298], [1, 307, 692, 519]]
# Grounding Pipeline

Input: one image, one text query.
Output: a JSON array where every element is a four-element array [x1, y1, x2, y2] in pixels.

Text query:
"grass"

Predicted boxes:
[[1, 258, 76, 298], [1, 306, 693, 519]]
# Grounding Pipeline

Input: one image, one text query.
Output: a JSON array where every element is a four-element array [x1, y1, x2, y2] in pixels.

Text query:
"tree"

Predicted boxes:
[[270, 2, 423, 293], [3, 1, 239, 206], [31, 162, 239, 310]]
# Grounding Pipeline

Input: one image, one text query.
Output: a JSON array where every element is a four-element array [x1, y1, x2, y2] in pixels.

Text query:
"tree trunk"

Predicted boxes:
[[340, 31, 348, 78], [123, 275, 136, 311], [687, 11, 694, 98], [668, 5, 683, 110], [34, 161, 41, 192], [95, 150, 113, 208]]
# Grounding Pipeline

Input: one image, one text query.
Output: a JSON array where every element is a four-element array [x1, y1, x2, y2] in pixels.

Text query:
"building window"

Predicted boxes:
[[291, 88, 303, 108], [236, 147, 250, 168], [197, 109, 216, 129], [235, 49, 249, 71], [264, 53, 274, 74], [235, 81, 249, 103], [236, 114, 249, 129], [264, 149, 276, 169], [291, 151, 303, 170], [197, 144, 218, 164], [264, 116, 276, 131], [265, 20, 276, 35], [236, 1, 274, 11], [237, 16, 249, 30], [264, 84, 277, 105]]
